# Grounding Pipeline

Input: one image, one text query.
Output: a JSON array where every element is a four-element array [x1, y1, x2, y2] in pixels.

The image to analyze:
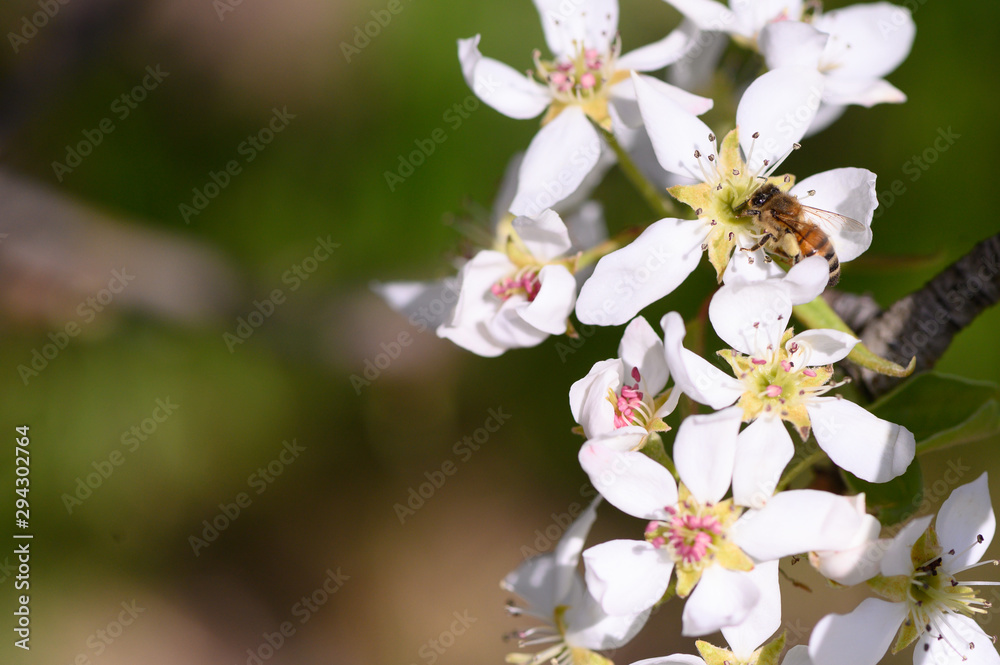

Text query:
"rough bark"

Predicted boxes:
[[829, 232, 1000, 399]]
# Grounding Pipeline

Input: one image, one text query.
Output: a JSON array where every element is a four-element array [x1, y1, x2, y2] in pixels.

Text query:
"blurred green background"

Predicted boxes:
[[0, 0, 996, 663]]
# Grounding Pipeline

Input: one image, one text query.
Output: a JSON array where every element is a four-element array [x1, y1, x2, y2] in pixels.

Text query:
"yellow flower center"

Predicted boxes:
[[718, 328, 836, 440]]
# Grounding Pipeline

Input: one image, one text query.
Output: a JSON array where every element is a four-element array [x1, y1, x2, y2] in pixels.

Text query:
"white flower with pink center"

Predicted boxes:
[[578, 405, 868, 636], [435, 209, 582, 356], [376, 153, 607, 357], [656, 511, 722, 564], [664, 256, 915, 490], [459, 0, 713, 217], [809, 473, 1000, 665], [570, 316, 680, 451]]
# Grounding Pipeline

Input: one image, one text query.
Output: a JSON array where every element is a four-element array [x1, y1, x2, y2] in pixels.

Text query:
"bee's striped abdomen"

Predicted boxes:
[[797, 227, 840, 287]]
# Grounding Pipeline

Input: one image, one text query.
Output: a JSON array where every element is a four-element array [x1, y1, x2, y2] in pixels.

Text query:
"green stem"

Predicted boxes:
[[574, 227, 641, 271], [775, 447, 827, 492], [595, 122, 680, 219], [642, 432, 677, 480]]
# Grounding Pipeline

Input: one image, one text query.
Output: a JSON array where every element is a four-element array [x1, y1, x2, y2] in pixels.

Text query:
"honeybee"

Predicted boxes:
[[738, 183, 866, 287]]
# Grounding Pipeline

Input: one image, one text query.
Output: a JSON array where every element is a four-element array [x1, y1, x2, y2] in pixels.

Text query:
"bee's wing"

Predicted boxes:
[[801, 206, 867, 233], [767, 208, 813, 233]]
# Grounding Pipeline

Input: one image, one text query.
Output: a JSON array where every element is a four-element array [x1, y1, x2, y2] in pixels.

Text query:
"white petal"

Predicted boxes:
[[555, 150, 617, 219], [653, 386, 683, 421], [565, 599, 651, 650], [667, 21, 727, 91], [509, 108, 602, 218], [611, 74, 714, 129], [804, 103, 847, 137], [790, 168, 876, 263], [502, 497, 602, 614], [371, 278, 460, 330], [632, 72, 718, 181], [781, 645, 812, 665], [810, 495, 885, 586], [533, 0, 618, 57], [721, 561, 781, 658], [619, 316, 669, 395], [513, 209, 573, 260], [710, 255, 828, 356], [614, 117, 675, 189], [808, 598, 906, 665], [914, 614, 1000, 665], [571, 359, 625, 439], [583, 540, 674, 615], [588, 428, 650, 453], [618, 27, 698, 71], [732, 417, 794, 508], [822, 77, 906, 108], [663, 0, 737, 34], [807, 398, 915, 483], [813, 4, 915, 80], [731, 0, 804, 36], [575, 218, 707, 325], [564, 200, 608, 252], [490, 152, 523, 229], [880, 515, 933, 577], [579, 442, 678, 519], [786, 329, 859, 366], [682, 565, 760, 636], [674, 407, 742, 504], [812, 533, 885, 587], [486, 297, 553, 349], [735, 490, 868, 560], [502, 552, 562, 620], [759, 21, 827, 71], [457, 36, 550, 119], [709, 279, 793, 356], [554, 497, 601, 578], [737, 68, 825, 175], [722, 244, 783, 284], [938, 472, 996, 570], [436, 325, 505, 357], [437, 251, 513, 356], [781, 254, 831, 304], [630, 657, 706, 665], [515, 264, 576, 335], [661, 312, 744, 409]]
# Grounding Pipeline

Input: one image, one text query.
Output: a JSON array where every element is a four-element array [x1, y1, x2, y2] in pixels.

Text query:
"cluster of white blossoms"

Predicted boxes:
[[379, 2, 1000, 665]]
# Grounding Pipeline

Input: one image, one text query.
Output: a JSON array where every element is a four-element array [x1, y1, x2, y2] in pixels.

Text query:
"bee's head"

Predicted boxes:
[[738, 183, 779, 216]]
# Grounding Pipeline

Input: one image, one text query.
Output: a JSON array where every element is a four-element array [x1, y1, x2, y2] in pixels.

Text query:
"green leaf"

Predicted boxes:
[[868, 372, 1000, 450], [756, 632, 787, 665], [695, 640, 734, 665], [916, 399, 1000, 454], [845, 372, 1000, 525], [843, 454, 923, 526]]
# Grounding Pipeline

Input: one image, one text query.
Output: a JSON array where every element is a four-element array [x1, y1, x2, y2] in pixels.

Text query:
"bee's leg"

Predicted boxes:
[[741, 233, 773, 252], [778, 234, 803, 263]]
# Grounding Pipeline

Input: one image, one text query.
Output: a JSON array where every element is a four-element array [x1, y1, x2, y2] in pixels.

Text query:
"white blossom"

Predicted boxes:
[[459, 0, 712, 217], [663, 257, 915, 487], [578, 404, 865, 635], [810, 473, 1000, 665], [503, 497, 650, 665]]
